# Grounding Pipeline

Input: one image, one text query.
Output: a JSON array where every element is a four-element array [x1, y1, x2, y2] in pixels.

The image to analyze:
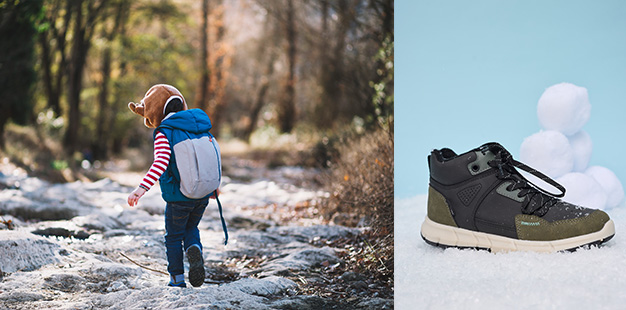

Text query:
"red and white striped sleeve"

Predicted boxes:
[[139, 131, 171, 191]]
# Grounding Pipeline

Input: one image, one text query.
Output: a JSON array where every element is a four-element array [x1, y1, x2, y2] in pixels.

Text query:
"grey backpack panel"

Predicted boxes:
[[173, 136, 221, 199]]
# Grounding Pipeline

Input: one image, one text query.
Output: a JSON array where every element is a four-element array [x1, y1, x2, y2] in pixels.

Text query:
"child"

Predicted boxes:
[[126, 84, 217, 288]]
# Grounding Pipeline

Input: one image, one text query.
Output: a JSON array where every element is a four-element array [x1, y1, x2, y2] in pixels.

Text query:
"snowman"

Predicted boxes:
[[519, 82, 624, 210]]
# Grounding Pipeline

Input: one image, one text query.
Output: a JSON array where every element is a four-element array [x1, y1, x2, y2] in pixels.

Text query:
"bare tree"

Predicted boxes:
[[243, 16, 280, 142], [39, 0, 73, 118], [196, 0, 211, 112], [64, 0, 107, 156], [207, 0, 228, 137], [278, 0, 296, 133], [94, 0, 130, 160]]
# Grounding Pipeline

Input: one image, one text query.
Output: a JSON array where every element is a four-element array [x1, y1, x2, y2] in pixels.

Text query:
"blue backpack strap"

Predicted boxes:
[[214, 190, 228, 245]]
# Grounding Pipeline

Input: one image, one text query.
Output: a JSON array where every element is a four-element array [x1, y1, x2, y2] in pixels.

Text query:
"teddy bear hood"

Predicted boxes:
[[128, 84, 188, 128]]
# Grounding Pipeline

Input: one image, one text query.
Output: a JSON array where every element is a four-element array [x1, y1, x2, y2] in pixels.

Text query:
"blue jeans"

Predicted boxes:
[[164, 199, 208, 276]]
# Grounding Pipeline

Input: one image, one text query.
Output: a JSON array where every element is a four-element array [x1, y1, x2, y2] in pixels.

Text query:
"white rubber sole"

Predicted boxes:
[[421, 217, 615, 253]]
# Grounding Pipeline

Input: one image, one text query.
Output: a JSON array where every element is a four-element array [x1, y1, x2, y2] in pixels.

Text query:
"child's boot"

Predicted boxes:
[[187, 244, 205, 287], [168, 274, 186, 288]]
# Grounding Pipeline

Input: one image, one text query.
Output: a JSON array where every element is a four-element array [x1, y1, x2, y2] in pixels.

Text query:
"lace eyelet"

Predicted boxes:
[[471, 164, 480, 172]]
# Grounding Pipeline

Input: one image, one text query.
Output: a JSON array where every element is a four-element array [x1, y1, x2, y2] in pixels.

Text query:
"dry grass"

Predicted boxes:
[[322, 128, 394, 234], [319, 127, 394, 287]]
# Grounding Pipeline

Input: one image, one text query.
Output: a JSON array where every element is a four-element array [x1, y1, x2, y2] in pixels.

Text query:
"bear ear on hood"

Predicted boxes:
[[128, 102, 145, 116]]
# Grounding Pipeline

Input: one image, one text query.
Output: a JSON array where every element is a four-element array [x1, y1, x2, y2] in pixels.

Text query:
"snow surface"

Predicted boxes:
[[395, 195, 626, 310]]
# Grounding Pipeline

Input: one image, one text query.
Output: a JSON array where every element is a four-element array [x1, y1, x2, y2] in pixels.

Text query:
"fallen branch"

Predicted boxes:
[[0, 216, 14, 230], [119, 252, 168, 276]]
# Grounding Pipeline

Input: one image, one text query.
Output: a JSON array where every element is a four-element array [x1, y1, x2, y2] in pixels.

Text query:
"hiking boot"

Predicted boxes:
[[421, 142, 615, 252], [168, 281, 187, 288], [186, 245, 205, 287], [168, 274, 186, 288]]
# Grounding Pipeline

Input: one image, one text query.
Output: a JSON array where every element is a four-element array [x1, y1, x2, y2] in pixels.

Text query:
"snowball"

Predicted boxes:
[[556, 172, 607, 210], [520, 130, 574, 179], [537, 83, 591, 135], [585, 166, 625, 208], [568, 130, 592, 172]]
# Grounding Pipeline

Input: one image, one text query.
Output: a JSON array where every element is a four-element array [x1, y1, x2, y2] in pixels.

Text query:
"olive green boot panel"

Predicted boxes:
[[515, 210, 610, 241], [427, 186, 457, 227]]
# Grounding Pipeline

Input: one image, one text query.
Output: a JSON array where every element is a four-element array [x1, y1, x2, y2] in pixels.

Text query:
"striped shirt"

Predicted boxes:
[[139, 132, 171, 190]]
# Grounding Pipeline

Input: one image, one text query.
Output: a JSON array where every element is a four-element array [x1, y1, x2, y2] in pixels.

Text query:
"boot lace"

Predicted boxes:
[[486, 148, 566, 216]]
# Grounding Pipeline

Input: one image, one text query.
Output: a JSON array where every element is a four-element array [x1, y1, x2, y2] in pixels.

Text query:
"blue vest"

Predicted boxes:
[[154, 111, 215, 202]]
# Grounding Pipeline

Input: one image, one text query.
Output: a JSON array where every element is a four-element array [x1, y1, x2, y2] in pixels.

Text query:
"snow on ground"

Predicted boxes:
[[395, 195, 626, 310]]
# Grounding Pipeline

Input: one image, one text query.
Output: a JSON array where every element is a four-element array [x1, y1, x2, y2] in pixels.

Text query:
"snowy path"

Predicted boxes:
[[0, 163, 391, 309], [395, 195, 626, 310]]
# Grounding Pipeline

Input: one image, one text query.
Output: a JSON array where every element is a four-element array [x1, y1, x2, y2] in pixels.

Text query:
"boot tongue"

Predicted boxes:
[[478, 142, 506, 157]]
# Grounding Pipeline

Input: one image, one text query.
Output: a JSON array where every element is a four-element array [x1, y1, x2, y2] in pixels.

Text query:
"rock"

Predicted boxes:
[[88, 262, 142, 280], [269, 225, 359, 241], [340, 271, 365, 282], [32, 227, 74, 238], [350, 280, 368, 290], [0, 231, 60, 273], [354, 297, 394, 310], [72, 214, 122, 232], [31, 227, 90, 240], [270, 295, 339, 310], [0, 289, 45, 302], [103, 229, 129, 238], [236, 231, 294, 247], [74, 230, 91, 240], [222, 276, 296, 297], [106, 281, 128, 292], [229, 216, 271, 230], [256, 246, 341, 278], [44, 273, 87, 292]]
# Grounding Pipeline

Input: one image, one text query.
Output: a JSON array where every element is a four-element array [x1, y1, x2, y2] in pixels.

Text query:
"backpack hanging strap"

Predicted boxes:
[[214, 190, 228, 246]]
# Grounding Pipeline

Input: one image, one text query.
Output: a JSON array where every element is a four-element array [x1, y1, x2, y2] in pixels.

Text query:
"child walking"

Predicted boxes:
[[126, 84, 222, 288]]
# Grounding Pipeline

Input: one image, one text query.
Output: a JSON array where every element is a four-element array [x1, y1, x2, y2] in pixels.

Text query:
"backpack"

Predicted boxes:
[[173, 133, 221, 199]]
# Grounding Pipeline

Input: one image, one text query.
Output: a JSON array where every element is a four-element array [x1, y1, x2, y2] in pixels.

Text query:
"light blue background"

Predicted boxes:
[[395, 0, 626, 198]]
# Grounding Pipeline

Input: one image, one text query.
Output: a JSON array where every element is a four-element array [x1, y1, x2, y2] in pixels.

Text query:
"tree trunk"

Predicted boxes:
[[278, 0, 296, 133], [93, 1, 126, 160], [209, 1, 227, 137], [64, 0, 102, 157], [38, 0, 72, 118], [0, 115, 6, 150], [39, 31, 59, 116], [110, 2, 131, 156], [94, 45, 111, 160], [196, 0, 210, 111], [64, 1, 86, 156], [316, 0, 350, 127], [244, 52, 277, 142]]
